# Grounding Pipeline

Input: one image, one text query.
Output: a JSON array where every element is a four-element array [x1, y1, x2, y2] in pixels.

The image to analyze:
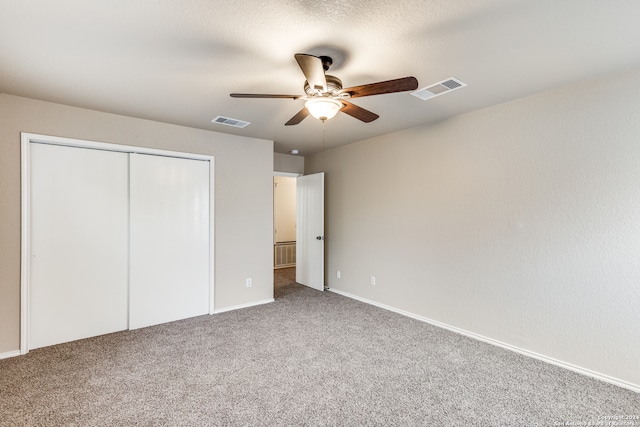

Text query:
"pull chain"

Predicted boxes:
[[322, 121, 327, 166]]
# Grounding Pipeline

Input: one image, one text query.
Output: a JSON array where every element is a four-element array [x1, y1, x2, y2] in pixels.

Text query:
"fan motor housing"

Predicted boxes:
[[304, 75, 343, 97]]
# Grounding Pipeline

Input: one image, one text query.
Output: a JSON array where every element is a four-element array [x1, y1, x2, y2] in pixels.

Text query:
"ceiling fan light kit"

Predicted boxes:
[[305, 97, 343, 122], [230, 53, 418, 126]]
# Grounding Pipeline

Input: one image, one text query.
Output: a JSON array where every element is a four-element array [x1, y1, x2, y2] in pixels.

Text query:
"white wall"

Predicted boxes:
[[305, 67, 640, 389], [274, 152, 304, 174], [0, 94, 274, 355]]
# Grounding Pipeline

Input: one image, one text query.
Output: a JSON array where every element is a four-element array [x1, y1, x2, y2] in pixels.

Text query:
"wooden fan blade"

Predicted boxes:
[[339, 76, 418, 99], [340, 100, 379, 123], [294, 53, 327, 93], [285, 108, 310, 126], [230, 93, 301, 99]]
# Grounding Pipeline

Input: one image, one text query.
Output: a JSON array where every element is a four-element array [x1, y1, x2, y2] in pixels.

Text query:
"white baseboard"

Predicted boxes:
[[213, 298, 274, 314], [327, 287, 640, 394], [0, 350, 21, 360]]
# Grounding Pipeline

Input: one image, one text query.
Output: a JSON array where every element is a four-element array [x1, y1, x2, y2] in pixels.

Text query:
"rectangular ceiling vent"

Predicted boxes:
[[410, 77, 467, 101], [211, 116, 250, 128]]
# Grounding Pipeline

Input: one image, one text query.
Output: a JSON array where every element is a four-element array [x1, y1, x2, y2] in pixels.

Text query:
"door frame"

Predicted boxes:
[[20, 132, 215, 354], [272, 171, 326, 291]]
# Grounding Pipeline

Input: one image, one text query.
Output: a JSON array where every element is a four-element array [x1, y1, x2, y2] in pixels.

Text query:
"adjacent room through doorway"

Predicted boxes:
[[273, 175, 297, 272], [273, 175, 297, 298]]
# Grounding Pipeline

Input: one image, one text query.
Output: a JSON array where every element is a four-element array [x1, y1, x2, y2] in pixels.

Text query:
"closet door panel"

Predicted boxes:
[[129, 154, 210, 329], [29, 143, 129, 349]]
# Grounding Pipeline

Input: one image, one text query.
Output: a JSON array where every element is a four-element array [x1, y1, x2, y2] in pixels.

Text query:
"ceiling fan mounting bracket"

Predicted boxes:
[[319, 56, 333, 71]]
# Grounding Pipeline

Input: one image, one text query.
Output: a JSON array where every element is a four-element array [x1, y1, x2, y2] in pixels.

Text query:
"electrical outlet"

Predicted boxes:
[[370, 276, 376, 285], [246, 278, 252, 288], [337, 270, 341, 279]]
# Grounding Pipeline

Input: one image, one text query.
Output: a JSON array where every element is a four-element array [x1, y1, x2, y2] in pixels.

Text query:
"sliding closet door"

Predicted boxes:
[[29, 143, 129, 349], [129, 154, 210, 329]]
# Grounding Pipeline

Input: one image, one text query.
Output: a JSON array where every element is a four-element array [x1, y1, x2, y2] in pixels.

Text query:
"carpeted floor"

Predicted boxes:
[[274, 266, 297, 298], [1, 268, 638, 426]]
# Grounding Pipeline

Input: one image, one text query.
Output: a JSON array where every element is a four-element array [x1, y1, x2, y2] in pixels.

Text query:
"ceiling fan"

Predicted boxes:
[[230, 53, 419, 126]]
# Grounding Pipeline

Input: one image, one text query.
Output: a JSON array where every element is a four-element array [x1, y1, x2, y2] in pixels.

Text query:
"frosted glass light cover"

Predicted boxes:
[[305, 98, 342, 121]]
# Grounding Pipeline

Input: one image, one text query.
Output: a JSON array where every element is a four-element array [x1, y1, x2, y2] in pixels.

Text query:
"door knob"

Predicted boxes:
[[316, 236, 325, 240]]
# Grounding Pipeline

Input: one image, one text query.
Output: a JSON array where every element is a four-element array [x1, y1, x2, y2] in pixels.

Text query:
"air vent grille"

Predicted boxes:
[[410, 77, 467, 101], [211, 116, 250, 128]]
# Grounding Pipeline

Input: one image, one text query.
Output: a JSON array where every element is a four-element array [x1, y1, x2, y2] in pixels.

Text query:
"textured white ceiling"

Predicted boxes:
[[2, 0, 640, 154]]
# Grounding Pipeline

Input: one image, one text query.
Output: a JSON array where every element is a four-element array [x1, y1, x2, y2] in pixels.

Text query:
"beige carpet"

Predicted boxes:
[[1, 270, 638, 426]]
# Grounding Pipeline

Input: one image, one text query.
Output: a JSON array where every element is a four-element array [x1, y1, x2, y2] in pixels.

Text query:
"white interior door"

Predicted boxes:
[[296, 172, 324, 291], [29, 143, 129, 349], [129, 153, 210, 329]]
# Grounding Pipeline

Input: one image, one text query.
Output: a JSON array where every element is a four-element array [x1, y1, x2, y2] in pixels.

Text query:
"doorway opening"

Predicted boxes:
[[273, 175, 297, 269], [273, 171, 325, 294], [273, 175, 297, 297]]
